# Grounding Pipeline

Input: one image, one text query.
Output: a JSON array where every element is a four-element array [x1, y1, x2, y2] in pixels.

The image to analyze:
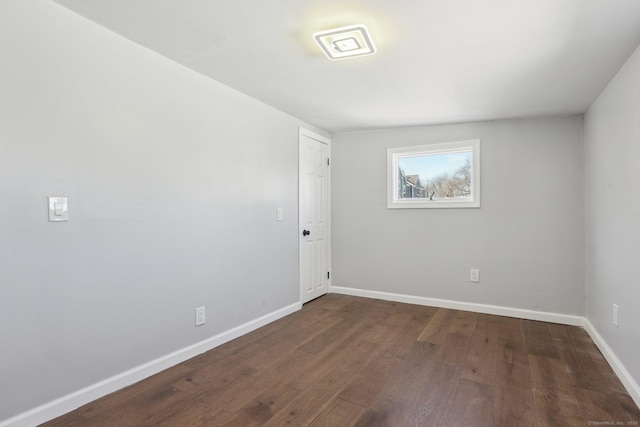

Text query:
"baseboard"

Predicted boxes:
[[584, 319, 640, 408], [0, 302, 302, 427], [5, 292, 639, 426], [330, 286, 584, 326], [331, 286, 640, 407]]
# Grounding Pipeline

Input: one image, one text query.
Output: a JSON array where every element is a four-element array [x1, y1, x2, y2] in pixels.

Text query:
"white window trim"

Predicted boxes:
[[387, 139, 480, 209]]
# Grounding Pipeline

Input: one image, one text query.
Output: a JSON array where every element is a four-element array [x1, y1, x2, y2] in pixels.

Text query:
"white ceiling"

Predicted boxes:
[[54, 0, 640, 133]]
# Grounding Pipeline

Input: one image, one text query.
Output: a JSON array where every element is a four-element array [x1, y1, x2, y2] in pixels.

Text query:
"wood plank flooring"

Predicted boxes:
[[43, 294, 640, 426]]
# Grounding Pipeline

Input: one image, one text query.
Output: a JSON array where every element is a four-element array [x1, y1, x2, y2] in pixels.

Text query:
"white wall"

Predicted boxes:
[[0, 0, 324, 421], [584, 44, 640, 389], [332, 117, 585, 315]]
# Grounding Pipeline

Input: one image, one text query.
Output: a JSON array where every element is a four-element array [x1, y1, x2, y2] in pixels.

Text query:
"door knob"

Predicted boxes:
[[302, 230, 310, 236]]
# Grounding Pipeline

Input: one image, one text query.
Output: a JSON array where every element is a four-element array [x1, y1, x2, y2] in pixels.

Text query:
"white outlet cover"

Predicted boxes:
[[195, 307, 206, 326]]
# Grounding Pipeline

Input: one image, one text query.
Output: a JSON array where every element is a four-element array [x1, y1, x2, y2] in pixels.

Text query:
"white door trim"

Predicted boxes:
[[298, 127, 331, 303]]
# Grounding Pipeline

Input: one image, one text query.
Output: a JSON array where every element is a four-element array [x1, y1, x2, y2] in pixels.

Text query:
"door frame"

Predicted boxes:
[[298, 127, 331, 303]]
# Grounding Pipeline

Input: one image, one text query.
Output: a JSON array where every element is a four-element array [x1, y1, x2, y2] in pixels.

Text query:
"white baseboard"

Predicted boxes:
[[584, 319, 640, 408], [331, 285, 640, 408], [330, 286, 584, 326], [5, 290, 639, 426], [0, 302, 301, 427]]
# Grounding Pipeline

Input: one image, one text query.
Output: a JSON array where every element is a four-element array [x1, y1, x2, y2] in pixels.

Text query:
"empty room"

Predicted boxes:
[[1, 0, 640, 426]]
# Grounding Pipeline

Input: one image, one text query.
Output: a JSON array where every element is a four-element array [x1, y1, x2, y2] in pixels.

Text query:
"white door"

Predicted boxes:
[[299, 129, 330, 304]]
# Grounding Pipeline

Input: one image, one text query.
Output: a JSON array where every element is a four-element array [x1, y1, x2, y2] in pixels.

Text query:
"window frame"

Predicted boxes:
[[387, 139, 480, 209]]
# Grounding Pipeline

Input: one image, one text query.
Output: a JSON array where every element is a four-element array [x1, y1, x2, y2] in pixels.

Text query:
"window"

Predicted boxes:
[[387, 139, 480, 209]]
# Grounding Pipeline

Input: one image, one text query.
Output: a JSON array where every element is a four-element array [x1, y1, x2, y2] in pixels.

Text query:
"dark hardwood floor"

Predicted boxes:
[[43, 294, 640, 426]]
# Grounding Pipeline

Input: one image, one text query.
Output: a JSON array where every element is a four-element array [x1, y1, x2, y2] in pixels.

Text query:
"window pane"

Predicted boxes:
[[398, 151, 471, 201]]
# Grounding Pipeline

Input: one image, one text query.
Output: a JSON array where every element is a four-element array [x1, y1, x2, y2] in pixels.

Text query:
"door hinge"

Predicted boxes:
[[327, 271, 330, 279], [327, 158, 330, 166]]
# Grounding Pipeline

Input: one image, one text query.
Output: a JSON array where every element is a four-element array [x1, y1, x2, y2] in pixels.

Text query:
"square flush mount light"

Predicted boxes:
[[313, 25, 376, 60]]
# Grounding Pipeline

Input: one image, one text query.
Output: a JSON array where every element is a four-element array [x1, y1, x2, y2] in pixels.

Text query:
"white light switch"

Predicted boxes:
[[276, 208, 284, 222], [48, 197, 69, 222]]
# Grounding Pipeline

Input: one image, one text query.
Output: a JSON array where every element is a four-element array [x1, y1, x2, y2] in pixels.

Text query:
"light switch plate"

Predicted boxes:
[[276, 208, 284, 222], [48, 197, 69, 222]]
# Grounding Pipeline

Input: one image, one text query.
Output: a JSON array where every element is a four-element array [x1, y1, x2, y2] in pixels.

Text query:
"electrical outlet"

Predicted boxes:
[[613, 304, 618, 326], [195, 306, 206, 326], [470, 269, 480, 283]]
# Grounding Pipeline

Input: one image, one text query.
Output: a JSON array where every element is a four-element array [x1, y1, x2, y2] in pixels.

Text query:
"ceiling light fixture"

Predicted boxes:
[[313, 25, 376, 60]]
